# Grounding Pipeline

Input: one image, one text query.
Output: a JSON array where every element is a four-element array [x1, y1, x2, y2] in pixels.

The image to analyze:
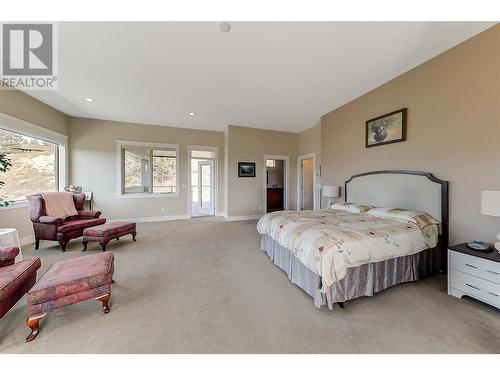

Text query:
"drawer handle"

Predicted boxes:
[[487, 270, 500, 275], [465, 283, 480, 291], [465, 263, 478, 269]]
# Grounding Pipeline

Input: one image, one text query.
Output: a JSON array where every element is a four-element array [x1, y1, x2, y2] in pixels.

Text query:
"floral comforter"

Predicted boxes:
[[256, 209, 438, 290]]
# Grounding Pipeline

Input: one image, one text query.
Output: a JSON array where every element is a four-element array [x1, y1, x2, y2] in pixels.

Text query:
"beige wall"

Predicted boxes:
[[321, 25, 500, 244], [0, 90, 69, 240], [226, 125, 298, 217], [69, 117, 225, 220]]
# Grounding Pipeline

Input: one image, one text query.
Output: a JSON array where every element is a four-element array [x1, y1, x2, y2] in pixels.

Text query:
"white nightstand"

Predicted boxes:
[[448, 243, 500, 309]]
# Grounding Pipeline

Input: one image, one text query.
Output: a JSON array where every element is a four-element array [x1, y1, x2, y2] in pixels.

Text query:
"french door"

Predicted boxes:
[[194, 160, 215, 216]]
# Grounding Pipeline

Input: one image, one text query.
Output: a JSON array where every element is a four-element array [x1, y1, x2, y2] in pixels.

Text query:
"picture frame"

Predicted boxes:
[[365, 108, 407, 148], [238, 162, 256, 177]]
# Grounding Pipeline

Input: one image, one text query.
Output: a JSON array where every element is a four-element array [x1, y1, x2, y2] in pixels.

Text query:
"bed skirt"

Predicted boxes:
[[260, 235, 441, 309]]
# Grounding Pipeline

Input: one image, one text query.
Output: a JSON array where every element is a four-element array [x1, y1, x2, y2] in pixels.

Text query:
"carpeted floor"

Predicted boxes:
[[0, 217, 499, 353]]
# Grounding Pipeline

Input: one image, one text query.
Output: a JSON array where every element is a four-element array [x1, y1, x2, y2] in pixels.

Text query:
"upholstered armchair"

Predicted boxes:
[[0, 246, 41, 319], [27, 193, 106, 251]]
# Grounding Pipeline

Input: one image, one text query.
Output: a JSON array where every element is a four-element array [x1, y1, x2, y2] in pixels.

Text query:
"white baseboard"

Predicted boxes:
[[225, 214, 262, 221], [21, 234, 35, 246], [216, 211, 225, 217], [110, 214, 191, 223]]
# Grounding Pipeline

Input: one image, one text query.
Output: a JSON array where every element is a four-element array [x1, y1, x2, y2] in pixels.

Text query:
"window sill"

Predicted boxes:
[[0, 200, 29, 211], [116, 193, 179, 199]]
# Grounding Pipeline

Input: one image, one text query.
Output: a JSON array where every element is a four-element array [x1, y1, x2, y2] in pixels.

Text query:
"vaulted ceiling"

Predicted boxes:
[[26, 22, 494, 132]]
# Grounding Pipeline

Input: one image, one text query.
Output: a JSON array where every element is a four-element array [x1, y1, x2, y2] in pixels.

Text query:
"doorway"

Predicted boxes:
[[189, 147, 217, 217], [263, 155, 289, 213], [298, 153, 316, 210]]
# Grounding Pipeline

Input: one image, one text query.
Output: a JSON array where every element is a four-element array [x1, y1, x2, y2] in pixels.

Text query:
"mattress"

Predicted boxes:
[[256, 209, 438, 291]]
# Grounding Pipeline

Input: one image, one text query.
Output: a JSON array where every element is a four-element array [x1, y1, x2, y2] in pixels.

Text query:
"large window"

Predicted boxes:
[[0, 128, 59, 202], [118, 141, 179, 196]]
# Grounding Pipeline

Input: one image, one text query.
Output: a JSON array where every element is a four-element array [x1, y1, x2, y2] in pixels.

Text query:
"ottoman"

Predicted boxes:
[[26, 252, 114, 342], [82, 221, 136, 251]]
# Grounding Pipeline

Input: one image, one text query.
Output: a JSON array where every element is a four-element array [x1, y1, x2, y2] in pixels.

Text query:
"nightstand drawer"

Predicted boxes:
[[450, 269, 500, 306], [450, 251, 500, 285]]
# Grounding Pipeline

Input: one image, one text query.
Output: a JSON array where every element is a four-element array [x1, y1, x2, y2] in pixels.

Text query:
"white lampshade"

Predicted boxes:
[[481, 191, 500, 217], [322, 185, 340, 198]]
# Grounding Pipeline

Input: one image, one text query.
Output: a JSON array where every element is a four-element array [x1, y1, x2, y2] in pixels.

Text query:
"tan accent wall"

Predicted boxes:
[[226, 125, 298, 217], [321, 24, 500, 244], [0, 90, 69, 240], [69, 117, 225, 220]]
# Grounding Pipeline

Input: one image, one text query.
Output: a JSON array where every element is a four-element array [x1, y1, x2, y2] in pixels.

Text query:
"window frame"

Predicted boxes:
[[116, 140, 180, 199], [0, 112, 68, 209]]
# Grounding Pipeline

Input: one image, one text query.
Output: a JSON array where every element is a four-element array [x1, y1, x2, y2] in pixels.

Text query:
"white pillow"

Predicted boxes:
[[330, 202, 374, 214], [366, 207, 439, 229]]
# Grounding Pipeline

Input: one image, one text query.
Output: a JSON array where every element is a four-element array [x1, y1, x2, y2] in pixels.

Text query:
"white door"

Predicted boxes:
[[196, 160, 215, 216], [300, 158, 314, 210]]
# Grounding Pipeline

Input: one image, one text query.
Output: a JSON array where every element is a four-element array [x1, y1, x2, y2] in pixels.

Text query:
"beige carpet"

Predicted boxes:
[[0, 217, 499, 353]]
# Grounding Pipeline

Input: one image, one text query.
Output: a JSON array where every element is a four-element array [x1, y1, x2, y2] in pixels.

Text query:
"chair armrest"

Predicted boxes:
[[39, 216, 64, 225], [0, 246, 19, 262], [78, 210, 101, 218]]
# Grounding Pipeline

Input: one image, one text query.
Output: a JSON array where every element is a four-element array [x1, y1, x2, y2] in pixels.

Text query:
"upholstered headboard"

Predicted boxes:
[[345, 170, 449, 270]]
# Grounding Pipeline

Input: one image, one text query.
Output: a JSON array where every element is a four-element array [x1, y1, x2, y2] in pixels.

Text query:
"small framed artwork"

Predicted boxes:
[[238, 162, 256, 177], [366, 108, 407, 148]]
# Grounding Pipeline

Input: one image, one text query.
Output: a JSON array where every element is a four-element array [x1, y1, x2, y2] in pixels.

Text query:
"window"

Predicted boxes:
[[118, 141, 179, 196], [266, 159, 276, 168], [0, 128, 59, 202]]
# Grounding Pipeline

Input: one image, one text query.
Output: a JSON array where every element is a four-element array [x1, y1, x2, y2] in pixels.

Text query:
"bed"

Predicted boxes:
[[256, 170, 449, 309]]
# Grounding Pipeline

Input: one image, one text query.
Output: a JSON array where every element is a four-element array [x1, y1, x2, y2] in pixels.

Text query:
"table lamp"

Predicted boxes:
[[322, 185, 340, 208], [481, 190, 500, 253]]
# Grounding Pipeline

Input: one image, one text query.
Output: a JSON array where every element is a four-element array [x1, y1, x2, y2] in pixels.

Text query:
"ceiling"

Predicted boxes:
[[26, 22, 495, 133]]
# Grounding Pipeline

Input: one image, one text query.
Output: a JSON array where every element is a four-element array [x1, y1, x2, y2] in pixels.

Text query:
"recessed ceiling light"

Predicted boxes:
[[219, 22, 231, 33], [85, 97, 95, 103], [188, 112, 195, 116]]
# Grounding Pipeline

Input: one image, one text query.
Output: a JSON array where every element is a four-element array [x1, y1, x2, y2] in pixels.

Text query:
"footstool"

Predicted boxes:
[[26, 252, 114, 342], [82, 221, 136, 251]]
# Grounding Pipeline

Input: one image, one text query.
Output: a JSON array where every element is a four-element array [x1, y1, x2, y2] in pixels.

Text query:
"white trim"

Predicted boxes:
[[225, 214, 262, 221], [21, 234, 35, 246], [216, 211, 225, 217], [186, 145, 218, 218], [115, 140, 180, 198], [263, 154, 289, 215], [297, 152, 318, 211], [0, 200, 29, 211], [110, 214, 190, 223], [0, 112, 68, 193]]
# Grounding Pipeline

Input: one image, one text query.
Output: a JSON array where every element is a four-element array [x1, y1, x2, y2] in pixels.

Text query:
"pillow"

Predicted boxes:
[[330, 202, 374, 214], [42, 192, 78, 219], [366, 207, 439, 229]]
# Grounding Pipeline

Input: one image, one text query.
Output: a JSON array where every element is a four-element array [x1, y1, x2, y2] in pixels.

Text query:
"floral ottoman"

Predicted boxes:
[[82, 221, 136, 251], [26, 252, 114, 342]]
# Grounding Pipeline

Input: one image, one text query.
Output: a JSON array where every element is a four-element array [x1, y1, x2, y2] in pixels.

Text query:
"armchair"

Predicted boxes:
[[0, 246, 41, 319], [27, 193, 106, 251]]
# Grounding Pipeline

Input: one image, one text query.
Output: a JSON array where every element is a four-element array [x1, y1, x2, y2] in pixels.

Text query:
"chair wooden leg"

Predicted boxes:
[[338, 302, 345, 309], [58, 241, 67, 252], [132, 232, 137, 241], [96, 293, 111, 313], [26, 313, 46, 342], [82, 241, 88, 251], [34, 238, 40, 250]]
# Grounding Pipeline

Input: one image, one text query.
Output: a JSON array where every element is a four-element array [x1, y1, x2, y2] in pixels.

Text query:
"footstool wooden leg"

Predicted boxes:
[[26, 313, 46, 342], [82, 241, 88, 251], [99, 239, 110, 252], [96, 293, 111, 313], [338, 302, 345, 309], [132, 232, 137, 241]]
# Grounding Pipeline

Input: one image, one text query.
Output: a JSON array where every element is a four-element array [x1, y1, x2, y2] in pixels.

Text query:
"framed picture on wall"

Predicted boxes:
[[366, 108, 407, 148], [238, 162, 256, 177]]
